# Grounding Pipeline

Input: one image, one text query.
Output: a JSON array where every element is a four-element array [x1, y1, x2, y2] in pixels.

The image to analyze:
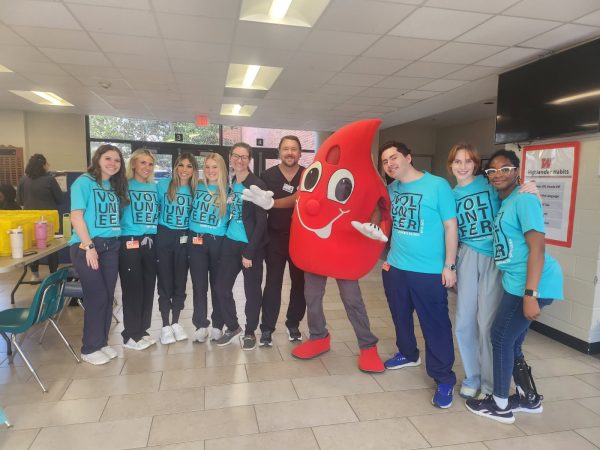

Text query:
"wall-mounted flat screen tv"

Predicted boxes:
[[495, 37, 600, 144]]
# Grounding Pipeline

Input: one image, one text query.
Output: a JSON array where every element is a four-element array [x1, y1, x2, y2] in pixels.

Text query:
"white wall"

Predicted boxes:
[[0, 110, 26, 148]]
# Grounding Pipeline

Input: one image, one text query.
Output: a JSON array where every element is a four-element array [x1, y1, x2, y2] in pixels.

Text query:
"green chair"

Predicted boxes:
[[0, 268, 80, 392]]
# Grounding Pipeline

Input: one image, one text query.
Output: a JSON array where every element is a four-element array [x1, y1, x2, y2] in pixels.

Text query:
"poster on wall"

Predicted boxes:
[[522, 141, 580, 247]]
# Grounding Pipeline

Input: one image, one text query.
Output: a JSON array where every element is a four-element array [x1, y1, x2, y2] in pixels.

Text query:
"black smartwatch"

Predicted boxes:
[[444, 263, 456, 271], [524, 288, 539, 297], [80, 242, 95, 250]]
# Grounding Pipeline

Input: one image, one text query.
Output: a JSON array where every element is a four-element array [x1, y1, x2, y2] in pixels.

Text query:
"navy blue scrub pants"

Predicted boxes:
[[70, 237, 119, 355], [382, 265, 456, 386]]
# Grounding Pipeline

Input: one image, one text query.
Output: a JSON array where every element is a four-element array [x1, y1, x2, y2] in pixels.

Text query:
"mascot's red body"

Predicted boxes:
[[290, 119, 391, 279], [289, 119, 391, 372]]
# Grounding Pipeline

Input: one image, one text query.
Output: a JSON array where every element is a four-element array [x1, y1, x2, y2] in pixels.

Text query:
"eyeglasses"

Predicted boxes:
[[231, 153, 249, 161], [484, 166, 517, 176]]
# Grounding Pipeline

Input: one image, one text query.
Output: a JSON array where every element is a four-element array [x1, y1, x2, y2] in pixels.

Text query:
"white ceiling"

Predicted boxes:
[[1, 0, 600, 131]]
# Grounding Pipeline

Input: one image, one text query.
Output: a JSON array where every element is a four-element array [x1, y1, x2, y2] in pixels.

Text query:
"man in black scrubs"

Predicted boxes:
[[259, 136, 306, 346]]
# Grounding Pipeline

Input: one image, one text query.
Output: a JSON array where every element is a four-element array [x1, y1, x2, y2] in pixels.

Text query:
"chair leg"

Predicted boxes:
[[39, 305, 67, 345], [11, 335, 47, 393], [38, 322, 50, 345], [49, 319, 80, 363], [8, 331, 28, 364], [0, 332, 11, 357]]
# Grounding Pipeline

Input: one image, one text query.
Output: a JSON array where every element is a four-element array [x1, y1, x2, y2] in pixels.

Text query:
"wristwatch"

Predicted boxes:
[[80, 242, 95, 250], [444, 263, 456, 271], [524, 288, 539, 297]]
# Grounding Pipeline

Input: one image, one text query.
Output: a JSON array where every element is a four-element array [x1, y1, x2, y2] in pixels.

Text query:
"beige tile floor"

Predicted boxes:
[[2, 265, 600, 449]]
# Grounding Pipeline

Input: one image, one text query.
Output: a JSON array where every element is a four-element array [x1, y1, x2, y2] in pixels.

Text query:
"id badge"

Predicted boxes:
[[282, 183, 294, 193], [180, 235, 188, 244], [382, 262, 391, 271], [126, 240, 140, 250], [193, 236, 204, 245]]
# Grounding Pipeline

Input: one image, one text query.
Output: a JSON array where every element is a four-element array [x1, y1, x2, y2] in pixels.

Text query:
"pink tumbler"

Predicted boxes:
[[35, 218, 48, 249]]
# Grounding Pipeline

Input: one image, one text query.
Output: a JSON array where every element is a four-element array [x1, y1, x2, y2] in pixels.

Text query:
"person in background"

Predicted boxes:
[[466, 150, 563, 424], [69, 144, 128, 365], [379, 141, 458, 409], [118, 149, 159, 351], [0, 184, 19, 210], [156, 153, 197, 345], [259, 135, 306, 347], [17, 153, 64, 281], [188, 153, 229, 343], [214, 142, 268, 350]]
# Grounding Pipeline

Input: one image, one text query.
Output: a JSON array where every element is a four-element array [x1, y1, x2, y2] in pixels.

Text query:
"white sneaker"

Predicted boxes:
[[142, 335, 157, 346], [81, 350, 110, 365], [210, 327, 223, 341], [101, 346, 118, 359], [193, 327, 209, 343], [123, 338, 152, 351], [161, 326, 176, 345], [171, 323, 188, 341]]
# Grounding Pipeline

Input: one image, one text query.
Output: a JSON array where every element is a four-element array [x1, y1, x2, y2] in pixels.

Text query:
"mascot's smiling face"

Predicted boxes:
[[290, 119, 390, 280]]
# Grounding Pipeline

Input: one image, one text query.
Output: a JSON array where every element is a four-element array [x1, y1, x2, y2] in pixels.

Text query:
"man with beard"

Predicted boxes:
[[258, 136, 306, 347]]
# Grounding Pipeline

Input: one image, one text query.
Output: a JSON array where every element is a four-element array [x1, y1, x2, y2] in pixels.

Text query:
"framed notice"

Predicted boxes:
[[521, 141, 580, 247]]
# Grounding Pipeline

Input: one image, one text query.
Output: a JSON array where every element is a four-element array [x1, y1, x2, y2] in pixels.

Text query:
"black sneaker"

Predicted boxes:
[[215, 327, 242, 347], [465, 395, 515, 424], [259, 330, 273, 347], [509, 393, 543, 414], [241, 333, 257, 351], [287, 327, 303, 342]]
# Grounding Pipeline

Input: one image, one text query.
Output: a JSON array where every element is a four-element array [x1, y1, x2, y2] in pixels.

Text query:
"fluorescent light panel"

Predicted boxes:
[[0, 64, 13, 73], [220, 104, 257, 117], [240, 0, 330, 27], [9, 90, 74, 106], [242, 65, 261, 88], [226, 64, 282, 90]]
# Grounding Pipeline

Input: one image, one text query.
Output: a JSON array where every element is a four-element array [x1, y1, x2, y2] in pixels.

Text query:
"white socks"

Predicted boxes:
[[494, 395, 508, 409]]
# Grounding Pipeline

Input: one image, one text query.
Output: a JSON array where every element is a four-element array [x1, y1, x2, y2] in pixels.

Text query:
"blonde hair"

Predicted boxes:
[[168, 153, 198, 202], [202, 153, 228, 218], [127, 148, 155, 182]]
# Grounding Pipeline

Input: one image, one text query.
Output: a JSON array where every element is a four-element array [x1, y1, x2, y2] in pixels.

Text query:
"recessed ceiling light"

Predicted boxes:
[[240, 0, 330, 27], [0, 64, 13, 73], [9, 90, 74, 106], [226, 64, 282, 90], [220, 104, 257, 117]]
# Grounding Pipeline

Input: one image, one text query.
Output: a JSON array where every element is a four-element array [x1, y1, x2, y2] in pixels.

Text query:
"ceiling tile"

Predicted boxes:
[[343, 96, 388, 106], [40, 48, 113, 66], [575, 9, 600, 26], [151, 0, 240, 17], [271, 70, 336, 90], [363, 36, 444, 60], [399, 90, 439, 99], [520, 24, 600, 49], [91, 33, 167, 57], [12, 27, 98, 51], [164, 40, 230, 62], [316, 0, 415, 34], [68, 4, 159, 37], [0, 44, 52, 64], [360, 86, 409, 98], [503, 0, 600, 22], [107, 53, 172, 71], [301, 30, 380, 55], [422, 42, 504, 64], [8, 61, 68, 76], [334, 103, 369, 112], [286, 52, 355, 72], [445, 65, 499, 81], [170, 59, 229, 76], [0, 1, 80, 29], [60, 64, 120, 79], [64, 0, 150, 10], [424, 0, 520, 14], [234, 22, 310, 50], [376, 76, 432, 89], [0, 24, 28, 45], [229, 46, 291, 67], [317, 84, 367, 95], [384, 98, 417, 107], [156, 13, 235, 43], [328, 73, 387, 87], [456, 16, 560, 46], [396, 61, 464, 78], [23, 73, 82, 88], [418, 78, 468, 91], [389, 7, 490, 40], [475, 47, 542, 67], [343, 57, 411, 75]]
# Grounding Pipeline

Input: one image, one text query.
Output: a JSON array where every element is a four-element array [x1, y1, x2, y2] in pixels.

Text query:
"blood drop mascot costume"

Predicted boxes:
[[290, 119, 391, 372]]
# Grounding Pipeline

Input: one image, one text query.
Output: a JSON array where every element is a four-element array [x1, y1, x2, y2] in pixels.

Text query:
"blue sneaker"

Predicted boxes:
[[432, 383, 453, 408], [384, 353, 421, 370]]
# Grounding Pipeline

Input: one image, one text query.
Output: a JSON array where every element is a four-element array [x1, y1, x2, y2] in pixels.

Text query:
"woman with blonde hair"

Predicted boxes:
[[156, 153, 198, 344], [119, 148, 159, 350], [188, 153, 229, 342]]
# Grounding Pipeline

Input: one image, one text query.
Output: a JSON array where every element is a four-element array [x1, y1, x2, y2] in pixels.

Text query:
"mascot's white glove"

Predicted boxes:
[[242, 185, 274, 210], [351, 221, 388, 243]]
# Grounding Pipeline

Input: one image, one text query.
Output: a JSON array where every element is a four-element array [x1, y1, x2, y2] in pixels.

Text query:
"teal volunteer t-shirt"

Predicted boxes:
[[493, 189, 563, 299], [387, 172, 457, 274], [121, 179, 158, 236], [225, 182, 248, 243], [157, 178, 192, 230], [69, 174, 120, 245], [189, 183, 229, 236], [453, 175, 500, 257]]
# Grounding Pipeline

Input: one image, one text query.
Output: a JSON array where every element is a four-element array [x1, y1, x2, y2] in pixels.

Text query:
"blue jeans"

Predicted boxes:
[[491, 291, 553, 398]]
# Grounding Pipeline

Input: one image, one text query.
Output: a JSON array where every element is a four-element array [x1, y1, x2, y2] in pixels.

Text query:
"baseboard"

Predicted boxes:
[[530, 321, 600, 355]]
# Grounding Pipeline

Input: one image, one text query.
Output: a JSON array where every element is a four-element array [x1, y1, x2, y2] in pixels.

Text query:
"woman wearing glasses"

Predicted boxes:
[[448, 144, 538, 400], [156, 153, 197, 345], [466, 149, 563, 424], [214, 143, 268, 350]]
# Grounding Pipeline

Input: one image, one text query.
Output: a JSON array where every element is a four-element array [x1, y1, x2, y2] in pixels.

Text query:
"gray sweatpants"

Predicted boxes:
[[304, 272, 378, 349]]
